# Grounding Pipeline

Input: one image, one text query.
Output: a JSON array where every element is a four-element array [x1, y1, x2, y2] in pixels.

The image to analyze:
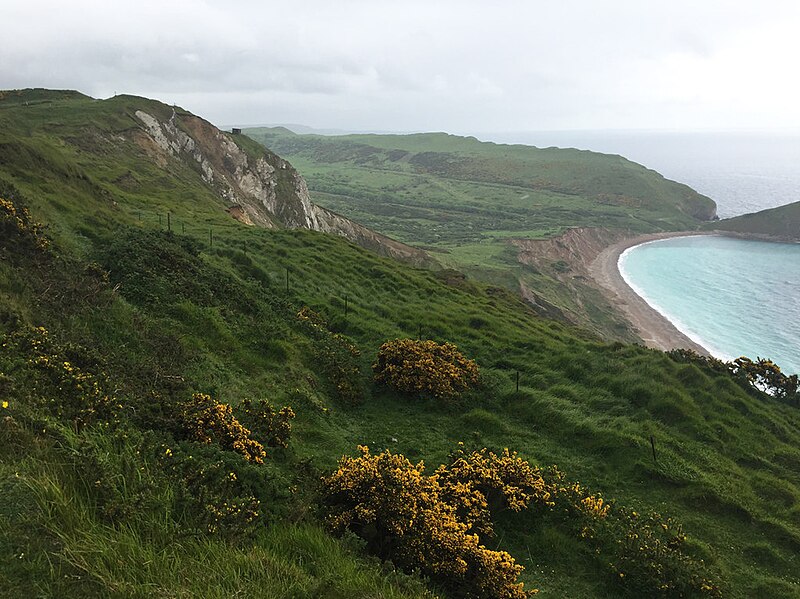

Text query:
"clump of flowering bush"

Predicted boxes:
[[321, 445, 536, 599], [166, 451, 262, 537], [1, 326, 118, 428], [322, 444, 721, 598], [0, 196, 50, 253], [534, 466, 719, 597], [730, 356, 798, 400], [373, 338, 479, 399], [539, 466, 610, 522], [601, 507, 722, 598], [668, 349, 798, 405], [235, 398, 295, 449], [180, 393, 266, 463], [437, 444, 551, 537]]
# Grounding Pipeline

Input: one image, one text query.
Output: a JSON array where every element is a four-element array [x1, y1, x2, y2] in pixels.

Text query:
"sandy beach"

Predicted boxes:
[[588, 231, 713, 355]]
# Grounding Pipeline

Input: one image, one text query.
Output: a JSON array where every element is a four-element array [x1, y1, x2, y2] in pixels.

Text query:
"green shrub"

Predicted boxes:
[[0, 326, 119, 429], [235, 398, 295, 449], [533, 467, 720, 597], [0, 195, 50, 255], [437, 444, 550, 537], [166, 446, 263, 537], [297, 306, 364, 403], [600, 507, 722, 597], [667, 349, 799, 405]]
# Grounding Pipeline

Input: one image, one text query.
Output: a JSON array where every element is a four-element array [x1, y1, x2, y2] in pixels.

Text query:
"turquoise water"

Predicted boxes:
[[619, 235, 800, 375]]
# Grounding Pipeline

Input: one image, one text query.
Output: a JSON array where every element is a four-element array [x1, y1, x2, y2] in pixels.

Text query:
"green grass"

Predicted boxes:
[[242, 128, 716, 242], [0, 450, 435, 599], [0, 89, 799, 597]]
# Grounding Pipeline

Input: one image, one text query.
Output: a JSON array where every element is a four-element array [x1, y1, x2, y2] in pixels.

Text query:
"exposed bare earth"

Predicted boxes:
[[588, 231, 713, 354]]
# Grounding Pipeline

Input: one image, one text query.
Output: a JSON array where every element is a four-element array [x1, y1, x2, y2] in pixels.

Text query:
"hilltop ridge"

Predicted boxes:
[[0, 89, 432, 266]]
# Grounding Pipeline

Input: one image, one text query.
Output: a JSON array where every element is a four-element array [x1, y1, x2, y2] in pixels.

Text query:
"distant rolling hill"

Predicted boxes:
[[712, 200, 800, 242]]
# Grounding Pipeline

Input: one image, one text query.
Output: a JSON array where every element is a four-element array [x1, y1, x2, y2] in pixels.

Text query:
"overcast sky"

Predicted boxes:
[[4, 1, 800, 133]]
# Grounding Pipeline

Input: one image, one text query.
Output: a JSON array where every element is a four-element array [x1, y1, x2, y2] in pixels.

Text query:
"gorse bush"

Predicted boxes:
[[601, 507, 722, 598], [373, 338, 479, 399], [180, 393, 267, 463], [166, 447, 264, 537], [178, 394, 296, 465], [539, 466, 610, 523], [532, 466, 720, 597], [0, 195, 50, 254], [322, 445, 722, 599], [731, 356, 798, 401], [436, 444, 551, 538], [235, 398, 295, 449], [0, 324, 295, 541], [320, 445, 535, 599]]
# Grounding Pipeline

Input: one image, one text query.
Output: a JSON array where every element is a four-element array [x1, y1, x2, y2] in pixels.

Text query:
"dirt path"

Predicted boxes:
[[588, 231, 713, 354]]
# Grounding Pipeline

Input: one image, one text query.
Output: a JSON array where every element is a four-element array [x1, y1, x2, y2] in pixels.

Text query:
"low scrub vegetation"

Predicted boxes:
[[321, 445, 721, 599], [321, 445, 536, 598]]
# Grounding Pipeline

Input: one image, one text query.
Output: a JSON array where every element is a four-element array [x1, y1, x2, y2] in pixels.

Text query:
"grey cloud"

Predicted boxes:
[[3, 0, 800, 131]]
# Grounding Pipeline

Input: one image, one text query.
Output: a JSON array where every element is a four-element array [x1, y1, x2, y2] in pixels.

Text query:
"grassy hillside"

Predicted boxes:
[[0, 89, 257, 253], [244, 128, 716, 246], [1, 91, 799, 598], [244, 127, 716, 340], [710, 200, 800, 241]]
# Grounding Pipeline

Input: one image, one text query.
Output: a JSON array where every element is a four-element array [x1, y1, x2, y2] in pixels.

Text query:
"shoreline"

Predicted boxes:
[[588, 231, 713, 355]]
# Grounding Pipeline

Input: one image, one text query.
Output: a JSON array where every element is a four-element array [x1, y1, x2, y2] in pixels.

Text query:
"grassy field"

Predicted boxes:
[[1, 90, 799, 598], [243, 127, 716, 339]]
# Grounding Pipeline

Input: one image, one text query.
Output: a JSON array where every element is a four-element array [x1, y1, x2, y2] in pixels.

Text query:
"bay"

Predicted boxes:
[[619, 235, 800, 375]]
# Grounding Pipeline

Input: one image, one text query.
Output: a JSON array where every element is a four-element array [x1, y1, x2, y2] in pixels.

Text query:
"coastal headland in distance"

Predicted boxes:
[[589, 231, 714, 355]]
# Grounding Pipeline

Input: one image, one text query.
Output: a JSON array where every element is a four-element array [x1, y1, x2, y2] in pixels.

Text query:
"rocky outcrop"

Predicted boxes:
[[511, 227, 640, 342], [131, 108, 430, 266], [512, 227, 633, 277]]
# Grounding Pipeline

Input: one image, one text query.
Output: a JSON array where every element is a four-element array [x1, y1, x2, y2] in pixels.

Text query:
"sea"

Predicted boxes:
[[482, 130, 800, 374], [620, 235, 800, 375]]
